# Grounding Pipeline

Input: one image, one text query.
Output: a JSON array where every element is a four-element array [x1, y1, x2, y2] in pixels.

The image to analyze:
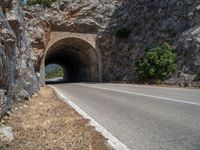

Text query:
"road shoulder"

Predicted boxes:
[[0, 86, 112, 150]]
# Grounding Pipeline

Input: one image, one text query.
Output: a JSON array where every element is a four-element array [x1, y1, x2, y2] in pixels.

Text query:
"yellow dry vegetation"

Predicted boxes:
[[1, 86, 111, 150]]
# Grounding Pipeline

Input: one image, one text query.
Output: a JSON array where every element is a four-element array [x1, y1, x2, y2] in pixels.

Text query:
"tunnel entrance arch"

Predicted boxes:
[[40, 32, 102, 84]]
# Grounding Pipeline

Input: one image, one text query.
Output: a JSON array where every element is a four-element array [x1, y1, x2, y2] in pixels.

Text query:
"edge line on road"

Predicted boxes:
[[49, 85, 130, 150], [81, 85, 200, 106]]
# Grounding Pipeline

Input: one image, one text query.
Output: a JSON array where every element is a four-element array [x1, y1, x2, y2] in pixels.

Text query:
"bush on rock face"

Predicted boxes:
[[28, 0, 53, 7], [136, 42, 176, 82], [116, 28, 131, 39]]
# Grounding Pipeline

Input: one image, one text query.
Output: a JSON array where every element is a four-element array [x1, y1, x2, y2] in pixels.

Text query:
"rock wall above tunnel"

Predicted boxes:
[[0, 0, 39, 117], [25, 0, 200, 87]]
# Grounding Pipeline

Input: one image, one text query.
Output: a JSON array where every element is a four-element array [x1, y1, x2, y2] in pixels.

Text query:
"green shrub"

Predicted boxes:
[[136, 42, 176, 82], [116, 28, 131, 38], [28, 0, 53, 7]]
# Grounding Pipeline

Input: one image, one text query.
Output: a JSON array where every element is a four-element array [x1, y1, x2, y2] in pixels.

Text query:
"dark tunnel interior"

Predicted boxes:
[[45, 38, 99, 84]]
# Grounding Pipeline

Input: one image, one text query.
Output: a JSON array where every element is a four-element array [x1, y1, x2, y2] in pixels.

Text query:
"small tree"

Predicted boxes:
[[136, 42, 176, 82]]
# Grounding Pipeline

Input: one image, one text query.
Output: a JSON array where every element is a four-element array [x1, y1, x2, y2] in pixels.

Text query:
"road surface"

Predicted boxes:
[[51, 83, 200, 150]]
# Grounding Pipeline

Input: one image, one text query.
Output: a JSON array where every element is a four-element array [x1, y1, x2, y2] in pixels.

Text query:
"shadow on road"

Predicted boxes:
[[45, 78, 66, 84], [45, 80, 66, 84]]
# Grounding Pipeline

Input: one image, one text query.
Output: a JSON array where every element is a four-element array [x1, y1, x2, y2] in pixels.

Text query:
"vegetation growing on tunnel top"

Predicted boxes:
[[27, 0, 54, 7], [45, 66, 64, 79], [135, 42, 177, 82]]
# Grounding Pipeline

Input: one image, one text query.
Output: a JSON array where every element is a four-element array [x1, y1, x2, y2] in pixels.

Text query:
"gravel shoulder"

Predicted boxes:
[[0, 86, 111, 150]]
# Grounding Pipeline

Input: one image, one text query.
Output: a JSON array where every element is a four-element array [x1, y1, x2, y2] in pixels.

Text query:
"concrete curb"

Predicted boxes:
[[49, 85, 130, 150]]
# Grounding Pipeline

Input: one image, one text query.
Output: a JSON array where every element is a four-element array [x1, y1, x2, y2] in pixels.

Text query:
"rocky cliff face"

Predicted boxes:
[[102, 0, 200, 86], [0, 0, 200, 117], [26, 0, 200, 86], [0, 0, 39, 117]]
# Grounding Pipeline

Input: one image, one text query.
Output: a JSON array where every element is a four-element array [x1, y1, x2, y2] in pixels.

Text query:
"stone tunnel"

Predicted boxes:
[[40, 32, 103, 84]]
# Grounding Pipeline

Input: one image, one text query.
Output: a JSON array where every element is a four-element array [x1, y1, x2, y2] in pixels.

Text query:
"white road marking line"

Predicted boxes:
[[81, 85, 200, 106], [49, 85, 130, 150]]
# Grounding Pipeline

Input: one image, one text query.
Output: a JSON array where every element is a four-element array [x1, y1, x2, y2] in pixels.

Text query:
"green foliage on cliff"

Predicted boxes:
[[136, 42, 176, 82], [45, 68, 64, 79], [28, 0, 53, 7], [116, 28, 131, 38]]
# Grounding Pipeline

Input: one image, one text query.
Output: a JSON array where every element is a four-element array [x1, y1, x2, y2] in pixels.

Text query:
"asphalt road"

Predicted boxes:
[[51, 83, 200, 150]]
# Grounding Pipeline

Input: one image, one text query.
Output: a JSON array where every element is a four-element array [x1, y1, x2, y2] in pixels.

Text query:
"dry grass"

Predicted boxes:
[[1, 86, 112, 150]]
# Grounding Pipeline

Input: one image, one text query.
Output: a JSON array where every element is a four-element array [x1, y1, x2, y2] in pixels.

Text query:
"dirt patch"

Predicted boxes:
[[0, 86, 112, 150]]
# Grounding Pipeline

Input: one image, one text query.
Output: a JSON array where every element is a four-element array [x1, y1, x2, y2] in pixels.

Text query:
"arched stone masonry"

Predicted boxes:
[[40, 32, 103, 84]]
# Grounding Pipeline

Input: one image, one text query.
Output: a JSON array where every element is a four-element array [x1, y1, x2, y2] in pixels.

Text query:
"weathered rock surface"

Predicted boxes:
[[0, 0, 39, 117], [25, 0, 200, 87], [0, 125, 14, 142]]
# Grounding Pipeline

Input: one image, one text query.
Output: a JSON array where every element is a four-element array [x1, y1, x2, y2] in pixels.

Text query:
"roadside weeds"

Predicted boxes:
[[0, 86, 112, 150]]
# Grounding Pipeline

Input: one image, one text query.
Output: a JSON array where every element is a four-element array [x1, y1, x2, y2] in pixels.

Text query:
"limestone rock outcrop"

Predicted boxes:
[[0, 0, 39, 117], [26, 0, 200, 86]]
